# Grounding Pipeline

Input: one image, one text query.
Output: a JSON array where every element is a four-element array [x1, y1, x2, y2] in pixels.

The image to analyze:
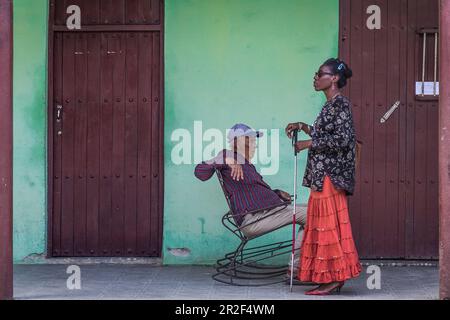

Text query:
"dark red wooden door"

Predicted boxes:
[[50, 0, 163, 257], [340, 0, 439, 259]]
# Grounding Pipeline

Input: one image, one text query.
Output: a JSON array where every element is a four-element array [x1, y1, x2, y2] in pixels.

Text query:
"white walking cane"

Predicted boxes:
[[289, 129, 299, 292]]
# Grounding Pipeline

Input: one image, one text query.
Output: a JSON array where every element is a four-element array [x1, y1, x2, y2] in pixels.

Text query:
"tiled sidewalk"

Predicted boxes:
[[13, 264, 438, 300]]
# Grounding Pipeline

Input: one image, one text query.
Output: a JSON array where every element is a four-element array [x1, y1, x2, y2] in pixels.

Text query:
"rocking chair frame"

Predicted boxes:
[[212, 169, 302, 286]]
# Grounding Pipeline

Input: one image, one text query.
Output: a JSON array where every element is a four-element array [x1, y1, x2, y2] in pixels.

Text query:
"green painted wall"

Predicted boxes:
[[13, 0, 49, 262], [164, 0, 339, 264], [11, 0, 338, 264]]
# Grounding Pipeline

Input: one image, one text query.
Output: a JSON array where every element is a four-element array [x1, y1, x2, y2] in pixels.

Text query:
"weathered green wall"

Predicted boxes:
[[11, 0, 338, 264], [13, 0, 49, 262], [164, 0, 339, 264]]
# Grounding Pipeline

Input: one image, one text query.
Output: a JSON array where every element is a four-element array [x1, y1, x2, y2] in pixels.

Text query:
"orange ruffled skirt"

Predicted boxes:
[[298, 176, 362, 284]]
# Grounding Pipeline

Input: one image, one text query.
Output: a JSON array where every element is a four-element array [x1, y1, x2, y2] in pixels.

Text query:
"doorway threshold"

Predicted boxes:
[[360, 259, 438, 267], [19, 254, 162, 266]]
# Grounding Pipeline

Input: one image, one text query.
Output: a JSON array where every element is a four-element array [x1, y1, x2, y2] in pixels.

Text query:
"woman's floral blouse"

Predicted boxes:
[[302, 95, 356, 195]]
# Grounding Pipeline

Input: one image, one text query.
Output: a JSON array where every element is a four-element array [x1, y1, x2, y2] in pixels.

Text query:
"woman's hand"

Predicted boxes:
[[285, 122, 309, 138], [295, 140, 313, 153], [225, 158, 244, 181], [285, 123, 301, 138]]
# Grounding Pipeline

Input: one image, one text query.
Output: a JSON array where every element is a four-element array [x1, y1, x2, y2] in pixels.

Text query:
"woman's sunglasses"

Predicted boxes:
[[315, 71, 334, 78]]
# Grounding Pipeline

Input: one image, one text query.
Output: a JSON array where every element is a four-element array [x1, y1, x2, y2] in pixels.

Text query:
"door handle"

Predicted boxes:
[[380, 101, 400, 124], [56, 105, 63, 122]]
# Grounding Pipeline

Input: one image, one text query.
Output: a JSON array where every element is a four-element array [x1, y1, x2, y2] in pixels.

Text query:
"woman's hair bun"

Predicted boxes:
[[342, 62, 353, 79], [322, 58, 353, 88]]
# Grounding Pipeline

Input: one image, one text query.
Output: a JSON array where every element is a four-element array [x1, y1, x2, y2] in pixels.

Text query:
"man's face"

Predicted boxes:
[[235, 136, 257, 160]]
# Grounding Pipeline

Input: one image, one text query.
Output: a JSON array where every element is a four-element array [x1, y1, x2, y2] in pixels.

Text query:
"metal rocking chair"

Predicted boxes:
[[212, 169, 302, 286]]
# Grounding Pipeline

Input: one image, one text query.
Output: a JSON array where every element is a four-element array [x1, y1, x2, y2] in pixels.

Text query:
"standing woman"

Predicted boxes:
[[285, 58, 362, 295]]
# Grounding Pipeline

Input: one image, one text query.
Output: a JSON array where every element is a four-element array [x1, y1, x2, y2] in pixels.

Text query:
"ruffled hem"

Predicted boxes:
[[299, 263, 362, 284]]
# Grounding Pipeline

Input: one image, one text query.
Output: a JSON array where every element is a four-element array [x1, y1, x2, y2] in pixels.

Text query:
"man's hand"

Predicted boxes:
[[274, 189, 292, 202], [225, 158, 244, 181], [295, 140, 313, 153]]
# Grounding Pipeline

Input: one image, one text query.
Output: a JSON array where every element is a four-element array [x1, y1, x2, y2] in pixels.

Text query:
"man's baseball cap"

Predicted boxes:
[[227, 123, 264, 143]]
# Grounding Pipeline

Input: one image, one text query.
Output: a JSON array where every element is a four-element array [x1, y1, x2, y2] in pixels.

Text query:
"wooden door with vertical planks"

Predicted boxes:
[[340, 0, 439, 259], [49, 0, 163, 257]]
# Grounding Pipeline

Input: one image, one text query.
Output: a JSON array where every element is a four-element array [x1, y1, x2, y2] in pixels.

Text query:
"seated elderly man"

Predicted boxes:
[[194, 123, 307, 280]]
